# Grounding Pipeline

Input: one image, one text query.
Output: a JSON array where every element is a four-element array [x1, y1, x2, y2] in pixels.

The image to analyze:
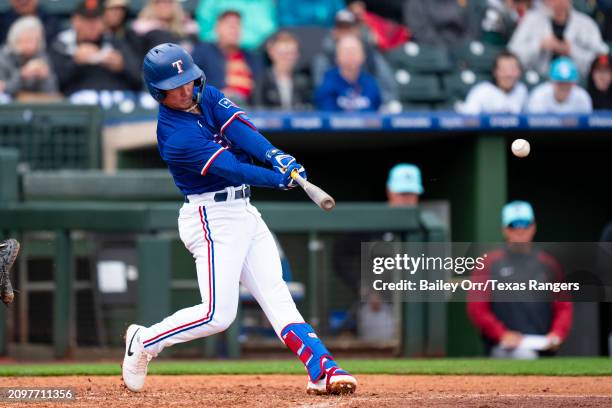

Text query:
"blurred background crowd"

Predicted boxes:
[[1, 0, 612, 113]]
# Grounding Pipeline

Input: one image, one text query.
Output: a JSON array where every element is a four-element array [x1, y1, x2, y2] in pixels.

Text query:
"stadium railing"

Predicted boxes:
[[0, 103, 102, 170]]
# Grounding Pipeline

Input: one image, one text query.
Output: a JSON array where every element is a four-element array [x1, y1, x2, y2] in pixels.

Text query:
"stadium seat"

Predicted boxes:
[[40, 0, 81, 15], [442, 69, 490, 102], [282, 26, 329, 73], [432, 99, 460, 111], [386, 42, 453, 74], [394, 69, 445, 103], [452, 40, 503, 73], [573, 0, 597, 16], [178, 0, 199, 14], [523, 69, 543, 90], [401, 102, 435, 111]]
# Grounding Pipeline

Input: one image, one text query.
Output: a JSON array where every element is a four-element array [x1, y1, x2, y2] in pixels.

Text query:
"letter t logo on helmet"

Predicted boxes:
[[143, 43, 206, 102], [172, 60, 184, 74]]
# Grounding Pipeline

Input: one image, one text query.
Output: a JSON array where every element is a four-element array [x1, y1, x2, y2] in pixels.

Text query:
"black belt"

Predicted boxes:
[[185, 186, 251, 203]]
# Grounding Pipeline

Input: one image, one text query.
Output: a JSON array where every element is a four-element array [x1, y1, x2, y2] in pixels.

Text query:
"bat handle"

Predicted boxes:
[[290, 169, 305, 187]]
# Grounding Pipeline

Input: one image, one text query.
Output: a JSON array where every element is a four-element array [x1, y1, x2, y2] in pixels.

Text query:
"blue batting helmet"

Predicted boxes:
[[143, 43, 206, 103]]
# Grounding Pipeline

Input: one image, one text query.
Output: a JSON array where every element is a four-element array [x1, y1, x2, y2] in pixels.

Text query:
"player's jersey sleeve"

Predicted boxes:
[[205, 86, 274, 163], [206, 85, 253, 134], [161, 126, 283, 189], [162, 129, 226, 176]]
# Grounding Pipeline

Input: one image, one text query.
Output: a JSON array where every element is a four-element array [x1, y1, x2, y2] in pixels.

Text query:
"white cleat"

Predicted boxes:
[[122, 324, 152, 392], [306, 378, 328, 395], [306, 371, 358, 395], [327, 373, 358, 395]]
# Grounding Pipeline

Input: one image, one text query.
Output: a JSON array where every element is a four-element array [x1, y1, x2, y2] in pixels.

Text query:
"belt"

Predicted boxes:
[[185, 185, 251, 203]]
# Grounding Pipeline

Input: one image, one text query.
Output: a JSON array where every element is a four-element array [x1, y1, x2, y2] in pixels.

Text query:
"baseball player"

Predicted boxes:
[[122, 43, 357, 396]]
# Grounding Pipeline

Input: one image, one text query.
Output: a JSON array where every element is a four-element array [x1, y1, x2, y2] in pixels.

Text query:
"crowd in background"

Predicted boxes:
[[0, 0, 611, 113]]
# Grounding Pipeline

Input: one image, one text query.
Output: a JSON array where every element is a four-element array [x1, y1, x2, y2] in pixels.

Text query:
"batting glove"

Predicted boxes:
[[265, 148, 297, 174], [280, 163, 307, 190]]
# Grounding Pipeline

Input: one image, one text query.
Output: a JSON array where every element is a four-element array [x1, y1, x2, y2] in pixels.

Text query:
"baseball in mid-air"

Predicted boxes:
[[511, 139, 530, 158]]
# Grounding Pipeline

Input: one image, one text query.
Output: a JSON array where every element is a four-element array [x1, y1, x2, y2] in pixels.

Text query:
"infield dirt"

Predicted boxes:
[[3, 374, 612, 407]]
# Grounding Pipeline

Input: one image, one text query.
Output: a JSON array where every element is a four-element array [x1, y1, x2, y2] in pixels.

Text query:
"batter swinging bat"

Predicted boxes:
[[291, 169, 336, 211]]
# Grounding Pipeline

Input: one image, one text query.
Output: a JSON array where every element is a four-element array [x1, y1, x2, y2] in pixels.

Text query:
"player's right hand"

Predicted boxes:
[[279, 163, 307, 190]]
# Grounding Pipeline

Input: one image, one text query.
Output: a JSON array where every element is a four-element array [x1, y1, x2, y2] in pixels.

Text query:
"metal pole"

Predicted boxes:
[[53, 229, 73, 358], [137, 236, 172, 326], [308, 231, 320, 329]]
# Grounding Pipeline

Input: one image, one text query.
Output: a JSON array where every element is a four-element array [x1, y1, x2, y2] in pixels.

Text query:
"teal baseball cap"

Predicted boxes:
[[502, 201, 535, 228], [550, 57, 579, 83], [387, 164, 424, 194]]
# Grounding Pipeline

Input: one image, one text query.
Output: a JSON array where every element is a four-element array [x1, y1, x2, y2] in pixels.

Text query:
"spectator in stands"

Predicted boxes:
[[278, 0, 345, 27], [315, 35, 382, 112], [196, 0, 276, 50], [313, 10, 399, 107], [254, 31, 311, 110], [0, 16, 58, 99], [104, 0, 139, 51], [49, 1, 142, 97], [387, 163, 423, 207], [587, 54, 612, 110], [357, 292, 396, 342], [132, 0, 198, 57], [192, 10, 261, 105], [481, 0, 533, 45], [461, 51, 528, 114], [348, 1, 410, 51], [508, 0, 608, 78], [0, 0, 60, 46], [467, 201, 573, 359], [403, 0, 482, 48], [526, 56, 592, 113]]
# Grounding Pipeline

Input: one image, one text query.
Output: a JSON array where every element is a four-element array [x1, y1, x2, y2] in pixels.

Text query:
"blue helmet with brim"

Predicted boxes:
[[143, 43, 206, 102]]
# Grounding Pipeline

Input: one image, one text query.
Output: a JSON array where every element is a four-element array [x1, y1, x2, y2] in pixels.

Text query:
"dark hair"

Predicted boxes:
[[217, 9, 240, 21], [493, 50, 521, 73], [590, 54, 611, 73], [587, 53, 612, 109]]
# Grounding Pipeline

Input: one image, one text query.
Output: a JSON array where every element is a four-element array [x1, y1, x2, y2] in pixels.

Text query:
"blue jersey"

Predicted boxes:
[[314, 68, 382, 112], [157, 85, 282, 195]]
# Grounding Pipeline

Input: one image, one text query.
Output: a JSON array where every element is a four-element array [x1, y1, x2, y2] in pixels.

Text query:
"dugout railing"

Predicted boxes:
[[0, 148, 447, 359]]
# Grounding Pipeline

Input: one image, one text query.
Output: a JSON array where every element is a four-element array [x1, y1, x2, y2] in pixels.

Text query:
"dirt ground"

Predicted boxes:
[[2, 375, 612, 407]]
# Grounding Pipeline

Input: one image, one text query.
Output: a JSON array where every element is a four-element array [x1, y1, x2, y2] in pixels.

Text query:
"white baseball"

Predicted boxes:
[[511, 139, 530, 158]]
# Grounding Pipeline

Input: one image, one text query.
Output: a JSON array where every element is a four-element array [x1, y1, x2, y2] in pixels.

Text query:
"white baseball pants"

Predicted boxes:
[[140, 192, 304, 356]]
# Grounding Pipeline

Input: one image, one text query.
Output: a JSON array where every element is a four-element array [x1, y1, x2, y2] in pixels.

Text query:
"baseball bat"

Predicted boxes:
[[290, 170, 336, 211]]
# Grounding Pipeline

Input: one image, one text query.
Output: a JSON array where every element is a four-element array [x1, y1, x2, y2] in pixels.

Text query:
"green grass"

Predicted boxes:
[[0, 358, 611, 377]]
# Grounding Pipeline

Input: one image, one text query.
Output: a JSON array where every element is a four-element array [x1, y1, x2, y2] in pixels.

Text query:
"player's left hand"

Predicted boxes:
[[266, 149, 297, 174]]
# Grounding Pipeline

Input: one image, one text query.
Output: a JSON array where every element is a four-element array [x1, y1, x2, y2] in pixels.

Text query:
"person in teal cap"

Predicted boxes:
[[467, 200, 573, 359], [386, 163, 424, 207], [501, 200, 536, 244], [331, 163, 424, 339], [526, 56, 592, 113]]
